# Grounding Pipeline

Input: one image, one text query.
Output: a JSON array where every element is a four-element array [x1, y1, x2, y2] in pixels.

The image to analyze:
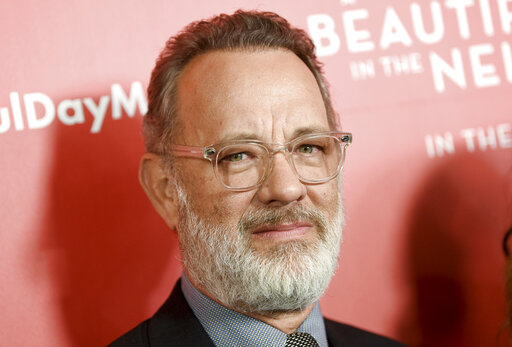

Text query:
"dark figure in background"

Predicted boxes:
[[503, 225, 512, 345]]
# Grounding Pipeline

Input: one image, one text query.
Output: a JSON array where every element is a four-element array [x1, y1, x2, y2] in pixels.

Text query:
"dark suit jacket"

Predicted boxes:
[[109, 280, 405, 346]]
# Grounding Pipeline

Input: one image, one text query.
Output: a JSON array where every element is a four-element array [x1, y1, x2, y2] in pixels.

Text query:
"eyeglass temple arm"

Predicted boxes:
[[170, 144, 206, 158]]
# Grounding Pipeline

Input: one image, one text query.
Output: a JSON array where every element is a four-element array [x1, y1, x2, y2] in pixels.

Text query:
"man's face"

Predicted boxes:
[[172, 49, 343, 313]]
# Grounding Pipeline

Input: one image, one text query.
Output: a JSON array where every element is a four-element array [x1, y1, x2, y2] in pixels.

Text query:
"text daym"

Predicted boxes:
[[0, 81, 148, 134]]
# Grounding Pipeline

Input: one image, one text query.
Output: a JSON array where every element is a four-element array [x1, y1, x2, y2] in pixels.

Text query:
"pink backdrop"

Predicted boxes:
[[1, 1, 511, 346]]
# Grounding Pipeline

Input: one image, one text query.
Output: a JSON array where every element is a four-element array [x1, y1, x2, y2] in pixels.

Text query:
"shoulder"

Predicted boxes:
[[107, 320, 150, 347], [107, 279, 214, 347], [324, 318, 407, 347]]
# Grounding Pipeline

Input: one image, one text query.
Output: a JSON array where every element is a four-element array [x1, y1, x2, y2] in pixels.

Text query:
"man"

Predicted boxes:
[[110, 10, 404, 347]]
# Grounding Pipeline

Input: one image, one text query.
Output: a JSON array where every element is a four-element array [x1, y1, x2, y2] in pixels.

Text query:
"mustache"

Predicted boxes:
[[238, 206, 328, 237]]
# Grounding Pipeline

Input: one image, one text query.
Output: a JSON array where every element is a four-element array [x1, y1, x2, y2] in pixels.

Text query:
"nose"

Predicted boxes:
[[255, 152, 307, 206]]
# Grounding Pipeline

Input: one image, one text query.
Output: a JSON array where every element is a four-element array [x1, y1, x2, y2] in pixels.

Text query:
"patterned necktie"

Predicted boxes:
[[285, 332, 320, 347]]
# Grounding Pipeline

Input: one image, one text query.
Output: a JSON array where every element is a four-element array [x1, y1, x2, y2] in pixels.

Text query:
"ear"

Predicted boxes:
[[138, 153, 179, 231]]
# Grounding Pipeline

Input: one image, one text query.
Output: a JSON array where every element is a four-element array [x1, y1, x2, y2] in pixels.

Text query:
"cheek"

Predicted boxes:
[[308, 181, 340, 210], [181, 168, 255, 223], [179, 160, 218, 196], [210, 191, 256, 222]]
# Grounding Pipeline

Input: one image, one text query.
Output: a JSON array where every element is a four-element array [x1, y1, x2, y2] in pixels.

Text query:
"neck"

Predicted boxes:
[[185, 270, 314, 334]]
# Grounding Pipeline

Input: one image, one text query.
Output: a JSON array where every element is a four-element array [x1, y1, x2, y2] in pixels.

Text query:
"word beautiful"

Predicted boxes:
[[0, 81, 147, 134], [308, 0, 512, 55], [308, 0, 512, 92]]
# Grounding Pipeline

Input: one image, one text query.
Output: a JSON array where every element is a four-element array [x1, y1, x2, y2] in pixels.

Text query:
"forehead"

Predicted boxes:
[[175, 49, 329, 144]]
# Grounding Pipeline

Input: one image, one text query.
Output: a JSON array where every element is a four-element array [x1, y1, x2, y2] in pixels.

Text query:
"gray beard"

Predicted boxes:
[[175, 185, 344, 316]]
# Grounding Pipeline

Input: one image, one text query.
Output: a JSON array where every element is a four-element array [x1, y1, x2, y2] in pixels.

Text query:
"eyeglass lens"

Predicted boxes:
[[215, 135, 343, 189]]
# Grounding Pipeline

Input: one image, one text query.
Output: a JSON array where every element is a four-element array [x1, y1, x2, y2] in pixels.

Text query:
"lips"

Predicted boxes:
[[251, 222, 314, 240]]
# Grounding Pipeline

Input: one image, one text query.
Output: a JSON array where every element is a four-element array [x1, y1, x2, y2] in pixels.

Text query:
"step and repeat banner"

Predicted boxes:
[[1, 1, 511, 346]]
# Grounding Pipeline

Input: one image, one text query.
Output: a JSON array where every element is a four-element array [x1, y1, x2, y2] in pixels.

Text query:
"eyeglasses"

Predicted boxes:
[[170, 131, 352, 191]]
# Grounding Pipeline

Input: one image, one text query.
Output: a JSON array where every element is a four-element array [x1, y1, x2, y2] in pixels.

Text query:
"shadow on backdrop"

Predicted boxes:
[[38, 98, 180, 346], [398, 151, 511, 347]]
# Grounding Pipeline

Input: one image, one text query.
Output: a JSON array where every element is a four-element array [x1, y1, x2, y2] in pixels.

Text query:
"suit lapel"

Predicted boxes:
[[147, 279, 215, 346]]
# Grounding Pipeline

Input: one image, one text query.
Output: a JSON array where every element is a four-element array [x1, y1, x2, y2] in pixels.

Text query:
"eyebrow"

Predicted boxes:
[[290, 126, 330, 138], [216, 132, 262, 144], [216, 126, 330, 144]]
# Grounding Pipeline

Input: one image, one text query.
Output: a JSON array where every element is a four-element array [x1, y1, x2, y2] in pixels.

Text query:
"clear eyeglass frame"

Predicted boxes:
[[170, 131, 353, 191]]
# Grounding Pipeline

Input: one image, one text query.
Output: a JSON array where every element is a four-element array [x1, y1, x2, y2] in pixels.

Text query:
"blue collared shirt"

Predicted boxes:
[[181, 274, 329, 347]]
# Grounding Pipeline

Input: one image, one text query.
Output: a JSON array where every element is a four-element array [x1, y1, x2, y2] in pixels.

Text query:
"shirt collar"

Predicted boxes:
[[181, 273, 329, 347]]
